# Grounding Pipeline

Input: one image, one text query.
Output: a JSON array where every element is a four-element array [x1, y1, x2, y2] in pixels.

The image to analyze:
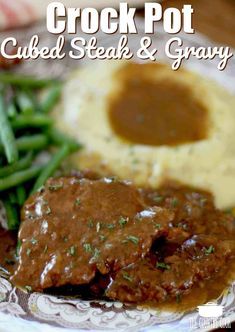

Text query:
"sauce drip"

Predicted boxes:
[[108, 63, 209, 146], [0, 228, 17, 275]]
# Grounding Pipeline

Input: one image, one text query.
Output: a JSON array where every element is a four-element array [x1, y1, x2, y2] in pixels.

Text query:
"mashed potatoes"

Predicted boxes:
[[54, 61, 235, 209]]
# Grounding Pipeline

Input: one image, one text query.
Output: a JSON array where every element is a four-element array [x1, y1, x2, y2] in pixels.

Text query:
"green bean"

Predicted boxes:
[[16, 92, 34, 114], [8, 191, 18, 204], [3, 199, 19, 230], [0, 92, 18, 164], [0, 134, 48, 154], [16, 185, 26, 205], [22, 88, 42, 112], [0, 152, 32, 178], [32, 144, 71, 192], [7, 101, 18, 119], [48, 128, 82, 152], [16, 134, 48, 152], [11, 114, 53, 129], [16, 240, 22, 257], [0, 165, 42, 191], [0, 73, 57, 88], [41, 84, 62, 113]]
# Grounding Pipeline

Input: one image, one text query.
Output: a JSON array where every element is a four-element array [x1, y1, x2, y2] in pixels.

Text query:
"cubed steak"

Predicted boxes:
[[11, 176, 172, 291]]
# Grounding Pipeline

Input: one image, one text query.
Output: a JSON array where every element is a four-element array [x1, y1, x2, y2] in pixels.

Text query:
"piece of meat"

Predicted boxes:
[[11, 176, 173, 291], [106, 234, 235, 303], [143, 183, 235, 240], [0, 227, 17, 273], [106, 182, 235, 304]]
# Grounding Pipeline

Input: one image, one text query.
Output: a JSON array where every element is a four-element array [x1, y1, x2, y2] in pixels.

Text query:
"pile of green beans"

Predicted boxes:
[[0, 73, 81, 231]]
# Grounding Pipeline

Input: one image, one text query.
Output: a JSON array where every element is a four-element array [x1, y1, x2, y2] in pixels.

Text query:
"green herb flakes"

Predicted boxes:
[[122, 272, 133, 282], [154, 223, 161, 229], [153, 196, 164, 204], [119, 216, 128, 227], [68, 245, 76, 256], [25, 285, 32, 293], [30, 238, 37, 245], [87, 219, 94, 228], [156, 262, 170, 270], [99, 235, 106, 242], [176, 293, 182, 303], [93, 248, 100, 260], [125, 235, 139, 245], [171, 198, 179, 208], [83, 243, 92, 253], [75, 198, 81, 206], [48, 183, 63, 191], [45, 206, 51, 215], [205, 245, 215, 255], [107, 224, 115, 230]]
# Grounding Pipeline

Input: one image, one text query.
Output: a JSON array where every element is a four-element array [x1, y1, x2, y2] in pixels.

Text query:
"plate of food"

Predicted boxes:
[[0, 19, 234, 332]]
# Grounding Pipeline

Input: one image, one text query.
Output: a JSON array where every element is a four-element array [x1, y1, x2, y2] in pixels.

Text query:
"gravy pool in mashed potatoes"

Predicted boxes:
[[54, 61, 235, 209]]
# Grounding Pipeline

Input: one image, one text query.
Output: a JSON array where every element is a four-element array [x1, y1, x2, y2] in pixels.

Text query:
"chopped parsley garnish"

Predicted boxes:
[[87, 219, 94, 228], [122, 272, 133, 282], [43, 245, 48, 254], [200, 198, 207, 206], [83, 243, 92, 253], [30, 238, 37, 245], [26, 248, 31, 256], [99, 235, 107, 242], [177, 222, 188, 230], [63, 236, 68, 242], [68, 246, 76, 256], [119, 217, 128, 227], [156, 262, 170, 270], [45, 206, 51, 215], [48, 183, 63, 191], [93, 248, 100, 260], [171, 198, 179, 208], [124, 235, 139, 245], [153, 196, 164, 204], [25, 285, 32, 292], [154, 223, 161, 229], [75, 198, 81, 206], [205, 245, 215, 255], [107, 224, 115, 229], [132, 158, 139, 164], [176, 293, 182, 303]]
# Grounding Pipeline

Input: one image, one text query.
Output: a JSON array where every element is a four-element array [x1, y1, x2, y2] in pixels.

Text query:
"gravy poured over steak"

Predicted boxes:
[[11, 175, 235, 307], [11, 176, 172, 291]]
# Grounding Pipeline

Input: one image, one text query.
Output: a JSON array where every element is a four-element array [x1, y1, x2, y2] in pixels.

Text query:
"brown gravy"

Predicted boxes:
[[108, 63, 208, 146], [0, 228, 17, 274], [4, 174, 234, 312]]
